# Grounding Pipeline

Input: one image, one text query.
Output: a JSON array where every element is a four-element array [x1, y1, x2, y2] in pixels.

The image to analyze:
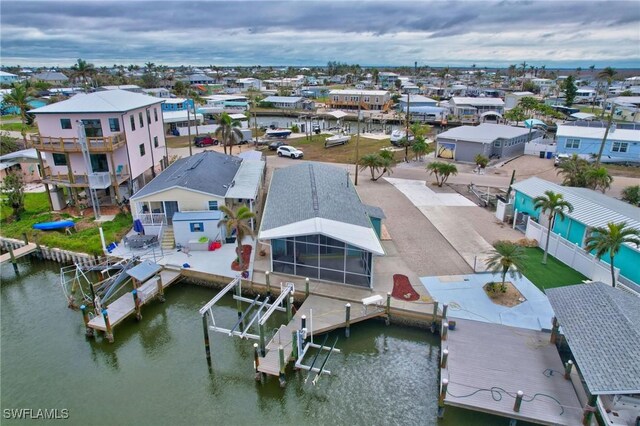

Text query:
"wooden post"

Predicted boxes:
[[431, 301, 439, 333], [582, 395, 597, 425], [286, 295, 292, 323], [305, 277, 309, 298], [278, 345, 286, 388], [564, 360, 573, 380], [22, 233, 29, 245], [291, 331, 298, 360], [253, 343, 261, 381], [550, 316, 560, 344], [80, 304, 94, 337], [265, 271, 271, 298], [385, 292, 391, 325], [202, 316, 211, 366], [132, 290, 142, 321], [102, 309, 114, 343], [8, 245, 18, 274], [259, 323, 266, 356], [442, 303, 448, 320], [438, 378, 448, 418], [442, 321, 449, 341], [345, 303, 351, 337], [440, 349, 449, 368], [514, 390, 524, 412]]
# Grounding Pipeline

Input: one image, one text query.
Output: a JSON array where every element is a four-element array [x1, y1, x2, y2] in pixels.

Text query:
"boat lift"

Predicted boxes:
[[292, 309, 341, 385]]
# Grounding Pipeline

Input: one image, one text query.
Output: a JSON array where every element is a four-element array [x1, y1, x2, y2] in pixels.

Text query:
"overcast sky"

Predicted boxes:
[[2, 0, 639, 68]]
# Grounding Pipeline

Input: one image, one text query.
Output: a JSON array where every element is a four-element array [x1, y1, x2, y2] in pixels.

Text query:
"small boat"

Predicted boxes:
[[390, 130, 415, 146], [33, 220, 75, 230], [324, 133, 350, 147], [265, 128, 292, 138]]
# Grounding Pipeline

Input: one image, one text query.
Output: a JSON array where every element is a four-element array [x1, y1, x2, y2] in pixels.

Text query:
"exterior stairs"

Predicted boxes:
[[161, 227, 175, 250]]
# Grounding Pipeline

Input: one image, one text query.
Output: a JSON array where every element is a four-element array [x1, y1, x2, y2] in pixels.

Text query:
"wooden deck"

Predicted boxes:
[[258, 294, 386, 376], [0, 243, 38, 264], [442, 318, 583, 425], [87, 269, 181, 332]]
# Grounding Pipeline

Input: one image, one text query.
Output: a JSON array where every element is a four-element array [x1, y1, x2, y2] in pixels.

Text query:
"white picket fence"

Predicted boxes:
[[525, 218, 618, 286]]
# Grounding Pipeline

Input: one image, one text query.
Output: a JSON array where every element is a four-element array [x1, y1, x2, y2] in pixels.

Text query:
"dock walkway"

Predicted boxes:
[[87, 269, 181, 332], [258, 294, 386, 376], [0, 243, 38, 264]]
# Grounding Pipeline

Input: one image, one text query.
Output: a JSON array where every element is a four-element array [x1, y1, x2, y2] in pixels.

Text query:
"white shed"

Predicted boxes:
[[172, 210, 225, 250]]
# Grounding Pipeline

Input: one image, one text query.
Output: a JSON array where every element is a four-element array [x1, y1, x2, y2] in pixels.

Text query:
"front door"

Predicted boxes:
[[163, 201, 179, 225]]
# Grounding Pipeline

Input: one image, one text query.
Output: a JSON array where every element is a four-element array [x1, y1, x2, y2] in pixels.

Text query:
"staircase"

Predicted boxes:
[[161, 227, 175, 250]]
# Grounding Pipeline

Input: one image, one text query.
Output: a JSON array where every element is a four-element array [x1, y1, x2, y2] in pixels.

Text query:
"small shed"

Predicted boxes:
[[172, 211, 224, 249], [363, 204, 386, 238]]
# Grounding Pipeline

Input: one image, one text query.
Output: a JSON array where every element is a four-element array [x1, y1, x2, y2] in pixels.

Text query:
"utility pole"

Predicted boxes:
[[354, 93, 362, 186], [186, 102, 193, 157], [405, 92, 411, 162]]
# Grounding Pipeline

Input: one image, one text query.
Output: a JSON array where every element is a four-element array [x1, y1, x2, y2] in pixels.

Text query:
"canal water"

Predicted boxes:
[[1, 259, 530, 425]]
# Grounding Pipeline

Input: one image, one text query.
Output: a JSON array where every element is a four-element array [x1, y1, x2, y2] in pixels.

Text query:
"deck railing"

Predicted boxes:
[[136, 213, 167, 226], [31, 133, 127, 152]]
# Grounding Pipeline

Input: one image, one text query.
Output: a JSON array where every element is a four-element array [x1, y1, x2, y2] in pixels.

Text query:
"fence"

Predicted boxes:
[[524, 138, 556, 156]]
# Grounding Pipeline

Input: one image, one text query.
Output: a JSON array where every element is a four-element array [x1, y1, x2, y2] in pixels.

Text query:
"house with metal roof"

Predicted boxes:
[[449, 97, 505, 122], [261, 96, 308, 110], [29, 89, 166, 210], [511, 177, 640, 285], [258, 162, 384, 288], [327, 89, 391, 111], [546, 282, 640, 425], [436, 123, 541, 162], [555, 121, 640, 164], [0, 71, 19, 85], [130, 150, 264, 239]]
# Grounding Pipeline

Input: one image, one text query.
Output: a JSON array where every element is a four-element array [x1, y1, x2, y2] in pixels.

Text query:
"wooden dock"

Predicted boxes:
[[87, 269, 181, 332], [0, 243, 38, 264], [441, 318, 583, 425], [258, 294, 386, 376]]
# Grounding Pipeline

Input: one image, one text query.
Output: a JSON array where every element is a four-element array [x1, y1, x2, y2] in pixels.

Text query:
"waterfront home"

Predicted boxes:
[[555, 121, 640, 163], [301, 86, 331, 99], [436, 123, 540, 162], [546, 282, 640, 426], [327, 89, 391, 112], [142, 88, 172, 98], [378, 71, 399, 89], [0, 71, 19, 85], [161, 98, 194, 112], [261, 96, 310, 110], [235, 78, 262, 91], [130, 150, 264, 242], [184, 74, 216, 85], [31, 71, 69, 86], [511, 176, 640, 285], [258, 162, 385, 288], [99, 85, 142, 93], [398, 94, 438, 110], [504, 91, 535, 110], [449, 97, 505, 122], [30, 89, 166, 209]]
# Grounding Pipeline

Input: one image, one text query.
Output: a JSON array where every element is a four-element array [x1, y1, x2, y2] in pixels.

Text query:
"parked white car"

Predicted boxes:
[[277, 145, 304, 159]]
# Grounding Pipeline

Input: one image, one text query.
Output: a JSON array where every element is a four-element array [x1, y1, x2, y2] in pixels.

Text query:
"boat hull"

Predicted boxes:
[[33, 220, 75, 230]]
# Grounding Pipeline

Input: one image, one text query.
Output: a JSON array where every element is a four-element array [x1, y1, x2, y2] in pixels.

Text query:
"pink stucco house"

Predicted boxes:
[[30, 90, 166, 210]]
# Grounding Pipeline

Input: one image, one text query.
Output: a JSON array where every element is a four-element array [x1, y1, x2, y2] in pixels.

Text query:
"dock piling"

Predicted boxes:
[[345, 303, 351, 337], [80, 304, 94, 337], [305, 277, 309, 298], [156, 275, 165, 302], [202, 316, 211, 366], [235, 281, 244, 332], [431, 301, 439, 333], [301, 315, 306, 332], [291, 331, 298, 360], [8, 245, 18, 274], [132, 290, 142, 321], [564, 360, 573, 379], [265, 271, 271, 298], [550, 316, 560, 344], [253, 343, 261, 381], [22, 233, 29, 245], [385, 292, 391, 325], [441, 321, 449, 341], [259, 323, 266, 356], [442, 303, 448, 320], [102, 309, 114, 343], [286, 295, 293, 322], [278, 345, 286, 387], [438, 378, 449, 418], [440, 349, 449, 368], [582, 395, 598, 425], [514, 390, 524, 412]]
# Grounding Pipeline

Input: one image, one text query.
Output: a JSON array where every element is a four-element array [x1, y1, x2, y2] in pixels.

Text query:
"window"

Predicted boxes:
[[208, 201, 218, 210], [90, 154, 108, 172], [190, 222, 204, 232], [154, 108, 158, 122], [139, 112, 144, 128], [333, 96, 339, 102], [52, 153, 67, 166], [612, 142, 628, 153], [139, 143, 145, 156], [60, 119, 72, 129], [154, 136, 159, 148], [493, 140, 502, 147], [81, 119, 103, 137], [565, 138, 580, 149], [146, 109, 151, 125], [130, 115, 136, 131], [108, 118, 120, 132]]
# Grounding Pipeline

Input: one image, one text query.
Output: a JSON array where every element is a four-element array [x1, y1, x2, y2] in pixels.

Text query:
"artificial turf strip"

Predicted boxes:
[[520, 247, 588, 292]]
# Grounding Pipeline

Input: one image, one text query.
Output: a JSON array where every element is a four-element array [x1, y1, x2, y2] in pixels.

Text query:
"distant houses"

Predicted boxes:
[[261, 96, 311, 110], [0, 71, 19, 85], [555, 121, 640, 163], [31, 71, 69, 86]]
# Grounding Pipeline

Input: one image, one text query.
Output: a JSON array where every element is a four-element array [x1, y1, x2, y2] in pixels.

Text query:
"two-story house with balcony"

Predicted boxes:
[[30, 89, 166, 211], [327, 90, 391, 111]]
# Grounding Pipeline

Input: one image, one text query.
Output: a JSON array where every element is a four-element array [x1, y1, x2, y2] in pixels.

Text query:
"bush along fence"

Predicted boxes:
[[0, 236, 98, 268]]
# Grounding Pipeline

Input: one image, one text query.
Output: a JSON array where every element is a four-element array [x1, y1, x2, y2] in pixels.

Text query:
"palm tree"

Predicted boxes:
[[584, 166, 613, 193], [556, 154, 590, 187], [218, 205, 256, 271], [358, 152, 394, 181], [70, 58, 95, 90], [533, 191, 574, 264], [214, 112, 244, 155], [411, 137, 431, 161], [584, 222, 640, 288], [426, 162, 457, 187], [485, 241, 526, 292], [597, 67, 617, 119], [3, 83, 31, 144]]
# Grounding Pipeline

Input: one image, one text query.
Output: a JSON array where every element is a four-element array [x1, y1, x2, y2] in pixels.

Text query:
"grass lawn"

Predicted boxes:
[[1, 192, 133, 255], [0, 122, 37, 132], [520, 247, 587, 291]]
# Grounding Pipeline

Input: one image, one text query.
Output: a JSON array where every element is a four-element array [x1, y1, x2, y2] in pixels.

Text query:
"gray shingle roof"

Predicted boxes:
[[32, 71, 68, 81], [130, 151, 241, 199], [261, 162, 372, 231], [546, 282, 640, 394]]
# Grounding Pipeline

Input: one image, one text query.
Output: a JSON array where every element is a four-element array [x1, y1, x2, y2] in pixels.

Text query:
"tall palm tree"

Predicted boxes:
[[3, 83, 32, 144], [218, 205, 256, 271], [597, 66, 617, 118], [214, 112, 244, 155], [584, 222, 640, 288], [485, 241, 526, 292], [70, 58, 95, 90], [584, 166, 613, 193], [533, 191, 574, 264]]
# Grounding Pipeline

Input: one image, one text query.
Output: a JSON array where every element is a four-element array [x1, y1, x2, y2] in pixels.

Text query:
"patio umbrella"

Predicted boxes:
[[133, 219, 145, 234], [524, 119, 547, 129]]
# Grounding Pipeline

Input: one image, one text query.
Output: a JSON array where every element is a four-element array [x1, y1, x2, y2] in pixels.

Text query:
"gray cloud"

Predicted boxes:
[[1, 0, 639, 67]]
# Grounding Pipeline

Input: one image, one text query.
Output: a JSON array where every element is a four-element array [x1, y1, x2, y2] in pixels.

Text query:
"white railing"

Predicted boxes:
[[88, 172, 111, 189], [136, 213, 167, 226]]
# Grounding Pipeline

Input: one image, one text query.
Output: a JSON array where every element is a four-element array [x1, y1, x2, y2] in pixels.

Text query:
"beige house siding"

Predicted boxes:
[[131, 187, 226, 217]]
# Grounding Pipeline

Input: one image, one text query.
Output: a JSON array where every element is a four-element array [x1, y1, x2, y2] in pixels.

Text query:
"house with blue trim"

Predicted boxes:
[[555, 121, 640, 164], [0, 71, 19, 85], [511, 177, 640, 286], [161, 98, 194, 112]]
